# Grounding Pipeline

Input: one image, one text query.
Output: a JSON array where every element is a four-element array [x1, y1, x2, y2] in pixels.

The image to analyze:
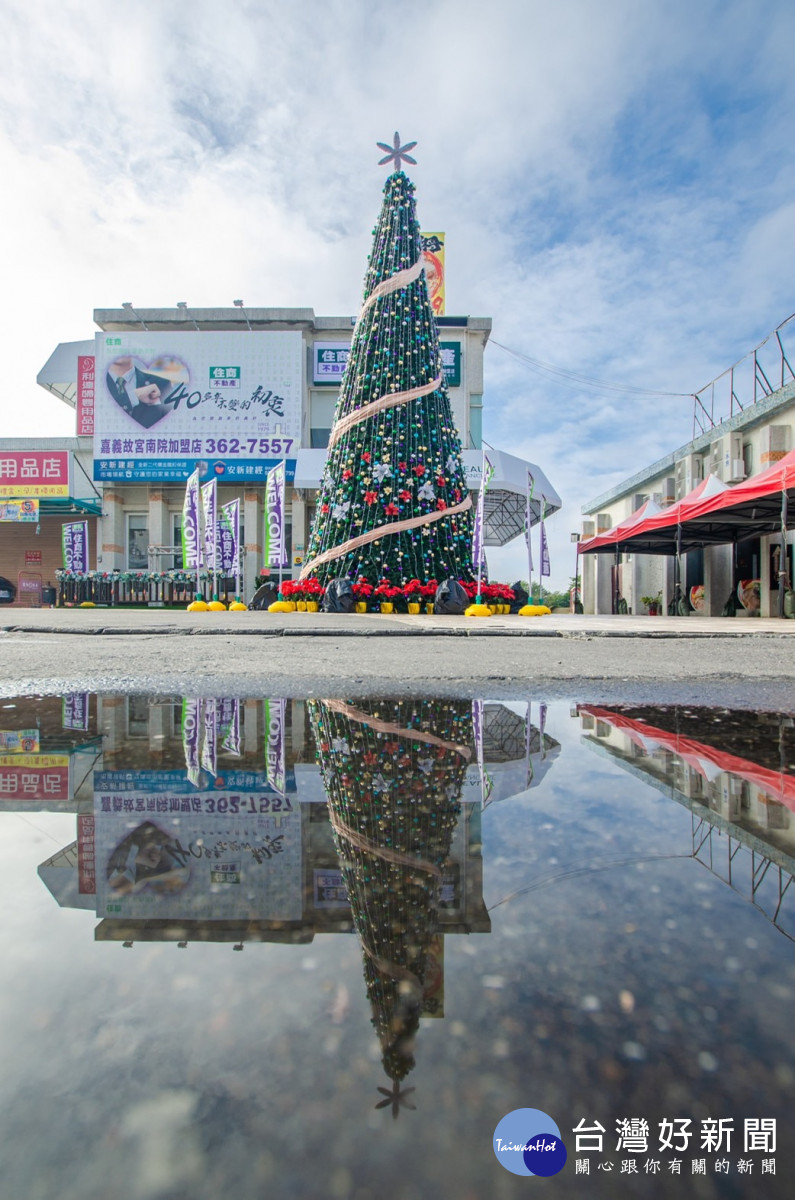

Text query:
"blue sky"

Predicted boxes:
[[2, 0, 795, 586]]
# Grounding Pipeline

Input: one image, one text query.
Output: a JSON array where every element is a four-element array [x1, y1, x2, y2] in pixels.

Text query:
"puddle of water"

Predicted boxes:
[[0, 695, 793, 1198]]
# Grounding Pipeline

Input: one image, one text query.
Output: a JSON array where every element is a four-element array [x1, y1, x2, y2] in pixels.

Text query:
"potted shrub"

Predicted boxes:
[[403, 579, 423, 613], [374, 579, 401, 613], [420, 580, 438, 613], [352, 578, 374, 613], [641, 592, 662, 616]]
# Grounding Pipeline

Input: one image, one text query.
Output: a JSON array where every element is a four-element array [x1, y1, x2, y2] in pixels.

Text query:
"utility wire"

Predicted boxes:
[[489, 338, 692, 399]]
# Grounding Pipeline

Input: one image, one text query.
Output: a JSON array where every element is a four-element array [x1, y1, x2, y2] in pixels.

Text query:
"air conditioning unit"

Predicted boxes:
[[596, 513, 611, 533], [582, 520, 595, 537], [725, 434, 745, 482]]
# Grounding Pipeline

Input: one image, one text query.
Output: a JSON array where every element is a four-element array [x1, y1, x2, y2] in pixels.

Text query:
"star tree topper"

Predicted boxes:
[[377, 131, 417, 172]]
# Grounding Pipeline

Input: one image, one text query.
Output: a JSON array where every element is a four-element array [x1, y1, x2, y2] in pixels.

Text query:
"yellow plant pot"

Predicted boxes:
[[355, 601, 368, 613], [380, 602, 394, 614], [501, 604, 510, 614], [296, 600, 307, 611], [187, 599, 209, 612], [488, 605, 498, 614], [305, 600, 319, 612], [426, 602, 434, 614], [208, 600, 227, 611], [407, 602, 420, 614]]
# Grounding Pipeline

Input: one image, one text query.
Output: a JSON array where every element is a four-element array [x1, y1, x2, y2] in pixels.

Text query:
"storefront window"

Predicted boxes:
[[127, 514, 149, 570]]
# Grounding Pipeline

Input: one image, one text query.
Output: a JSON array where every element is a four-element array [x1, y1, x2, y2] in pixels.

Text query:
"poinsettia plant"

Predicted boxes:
[[352, 578, 374, 599], [402, 578, 423, 601], [373, 579, 402, 600], [419, 580, 439, 600]]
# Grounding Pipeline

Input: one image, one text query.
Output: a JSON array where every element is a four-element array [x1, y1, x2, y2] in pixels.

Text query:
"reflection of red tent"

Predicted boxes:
[[579, 705, 795, 813], [580, 450, 795, 556]]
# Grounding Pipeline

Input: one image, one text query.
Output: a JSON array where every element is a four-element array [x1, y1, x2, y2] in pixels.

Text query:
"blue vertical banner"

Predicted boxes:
[[219, 697, 241, 757], [471, 698, 494, 807], [181, 697, 203, 788], [264, 462, 288, 570], [540, 500, 551, 578], [182, 470, 202, 570], [62, 520, 89, 572], [201, 479, 217, 576], [264, 698, 286, 795], [201, 698, 217, 778], [219, 499, 240, 574], [524, 470, 535, 587]]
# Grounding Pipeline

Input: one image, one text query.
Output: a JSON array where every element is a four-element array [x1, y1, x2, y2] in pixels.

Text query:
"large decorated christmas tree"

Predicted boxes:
[[301, 135, 474, 587], [308, 697, 471, 1109]]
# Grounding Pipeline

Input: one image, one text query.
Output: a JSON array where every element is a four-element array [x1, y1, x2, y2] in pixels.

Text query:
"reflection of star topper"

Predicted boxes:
[[377, 132, 417, 173], [375, 1079, 416, 1120]]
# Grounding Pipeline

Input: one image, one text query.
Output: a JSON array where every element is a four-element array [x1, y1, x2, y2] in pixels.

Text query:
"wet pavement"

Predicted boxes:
[[1, 692, 793, 1198]]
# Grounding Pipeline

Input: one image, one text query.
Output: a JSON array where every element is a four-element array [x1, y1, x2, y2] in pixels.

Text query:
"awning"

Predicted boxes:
[[38, 497, 103, 517], [577, 496, 663, 555], [579, 455, 794, 557], [36, 340, 95, 407], [293, 446, 561, 547]]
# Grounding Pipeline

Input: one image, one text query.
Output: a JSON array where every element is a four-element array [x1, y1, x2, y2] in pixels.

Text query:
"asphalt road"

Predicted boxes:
[[1, 609, 794, 707]]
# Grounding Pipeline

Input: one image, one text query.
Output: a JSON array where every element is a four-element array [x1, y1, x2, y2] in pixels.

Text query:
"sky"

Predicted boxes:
[[2, 0, 795, 588]]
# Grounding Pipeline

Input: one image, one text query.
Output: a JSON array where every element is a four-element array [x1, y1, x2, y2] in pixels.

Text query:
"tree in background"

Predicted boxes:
[[308, 698, 471, 1109], [301, 142, 474, 587]]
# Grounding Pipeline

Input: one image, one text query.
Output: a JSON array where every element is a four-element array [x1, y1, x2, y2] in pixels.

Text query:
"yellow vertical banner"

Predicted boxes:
[[421, 232, 445, 316]]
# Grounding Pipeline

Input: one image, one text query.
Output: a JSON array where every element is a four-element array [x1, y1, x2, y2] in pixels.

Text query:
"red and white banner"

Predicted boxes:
[[77, 355, 96, 436]]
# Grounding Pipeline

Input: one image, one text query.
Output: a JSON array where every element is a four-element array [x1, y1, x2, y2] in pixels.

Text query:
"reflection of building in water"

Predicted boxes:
[[0, 694, 101, 815], [32, 698, 495, 954], [309, 699, 481, 1093], [579, 704, 795, 939]]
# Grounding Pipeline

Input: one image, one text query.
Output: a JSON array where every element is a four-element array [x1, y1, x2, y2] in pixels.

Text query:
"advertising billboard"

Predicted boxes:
[[93, 331, 303, 483], [93, 782, 302, 921], [421, 232, 445, 316]]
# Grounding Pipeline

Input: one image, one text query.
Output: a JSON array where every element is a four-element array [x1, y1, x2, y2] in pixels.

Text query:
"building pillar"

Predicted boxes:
[[148, 488, 170, 571], [99, 490, 126, 571], [703, 544, 733, 615], [243, 489, 262, 600], [594, 555, 613, 614]]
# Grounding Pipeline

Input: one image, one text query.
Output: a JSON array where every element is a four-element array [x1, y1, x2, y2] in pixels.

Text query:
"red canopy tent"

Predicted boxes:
[[579, 474, 729, 556], [580, 451, 795, 557]]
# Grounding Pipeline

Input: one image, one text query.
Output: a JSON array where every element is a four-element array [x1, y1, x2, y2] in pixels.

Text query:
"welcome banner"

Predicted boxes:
[[62, 520, 89, 572], [264, 462, 288, 570], [182, 469, 202, 570]]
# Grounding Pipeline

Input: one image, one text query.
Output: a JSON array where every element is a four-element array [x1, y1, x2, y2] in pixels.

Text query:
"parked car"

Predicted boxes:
[[0, 576, 16, 604]]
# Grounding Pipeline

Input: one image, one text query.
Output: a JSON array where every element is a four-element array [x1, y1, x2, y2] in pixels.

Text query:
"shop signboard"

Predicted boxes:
[[312, 337, 460, 388], [440, 342, 461, 387], [93, 331, 303, 483], [313, 341, 351, 384], [77, 355, 96, 436], [0, 729, 40, 753], [0, 754, 71, 806], [0, 450, 69, 497]]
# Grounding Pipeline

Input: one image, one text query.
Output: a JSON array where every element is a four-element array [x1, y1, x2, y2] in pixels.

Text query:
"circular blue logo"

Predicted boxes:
[[493, 1109, 566, 1177]]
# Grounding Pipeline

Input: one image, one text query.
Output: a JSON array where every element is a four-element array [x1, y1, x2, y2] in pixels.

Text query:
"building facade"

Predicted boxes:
[[580, 378, 795, 617], [4, 306, 561, 603]]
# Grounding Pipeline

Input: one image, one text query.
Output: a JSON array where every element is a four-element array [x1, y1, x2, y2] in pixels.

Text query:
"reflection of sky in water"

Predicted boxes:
[[0, 700, 793, 1199]]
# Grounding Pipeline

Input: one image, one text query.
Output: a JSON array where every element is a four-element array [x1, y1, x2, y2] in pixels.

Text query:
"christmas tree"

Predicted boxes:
[[301, 135, 474, 587], [308, 698, 471, 1107]]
